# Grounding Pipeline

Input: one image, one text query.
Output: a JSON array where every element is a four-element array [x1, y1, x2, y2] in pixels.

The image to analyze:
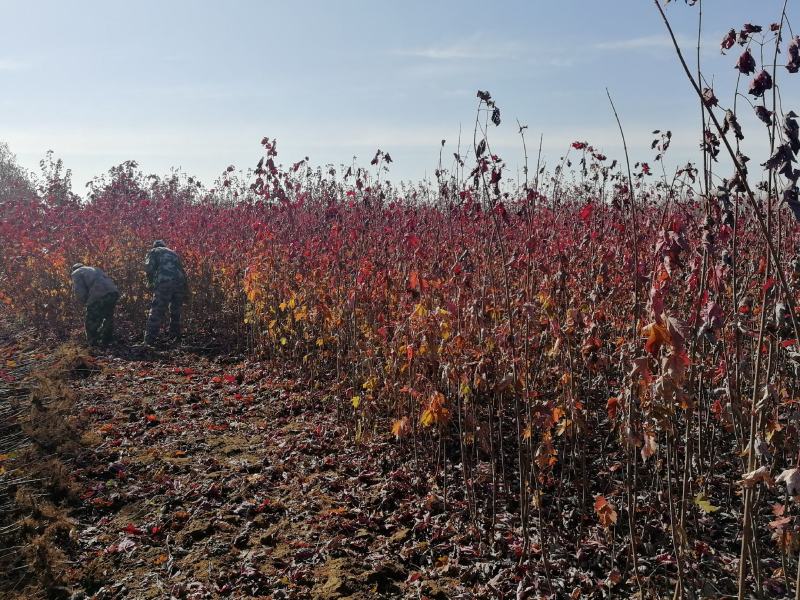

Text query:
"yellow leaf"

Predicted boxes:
[[693, 493, 720, 513], [420, 392, 449, 427], [280, 337, 287, 346], [351, 395, 361, 409], [538, 292, 553, 312]]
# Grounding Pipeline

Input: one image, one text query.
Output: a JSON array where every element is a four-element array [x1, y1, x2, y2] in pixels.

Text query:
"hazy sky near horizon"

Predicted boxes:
[[1, 0, 798, 193]]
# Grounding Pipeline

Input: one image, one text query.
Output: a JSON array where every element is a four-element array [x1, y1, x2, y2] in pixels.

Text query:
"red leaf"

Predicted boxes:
[[123, 523, 143, 535], [407, 271, 421, 296], [606, 397, 619, 420]]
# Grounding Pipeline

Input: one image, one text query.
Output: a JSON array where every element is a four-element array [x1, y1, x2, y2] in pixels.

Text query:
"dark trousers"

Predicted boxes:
[[85, 292, 119, 345], [145, 280, 186, 344]]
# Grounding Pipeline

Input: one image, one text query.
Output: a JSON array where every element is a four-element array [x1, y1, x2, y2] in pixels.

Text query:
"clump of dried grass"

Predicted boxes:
[[1, 344, 93, 597]]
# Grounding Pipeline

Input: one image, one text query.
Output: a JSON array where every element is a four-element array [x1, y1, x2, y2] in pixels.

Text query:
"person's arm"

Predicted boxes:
[[71, 271, 88, 305], [178, 256, 189, 294], [176, 254, 187, 280]]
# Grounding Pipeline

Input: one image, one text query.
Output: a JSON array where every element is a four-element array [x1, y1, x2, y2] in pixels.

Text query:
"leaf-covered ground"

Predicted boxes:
[[0, 323, 793, 600], [1, 335, 514, 599]]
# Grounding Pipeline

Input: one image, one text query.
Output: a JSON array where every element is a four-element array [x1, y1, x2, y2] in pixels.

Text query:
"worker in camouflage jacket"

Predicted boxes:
[[70, 264, 120, 346], [144, 240, 188, 346]]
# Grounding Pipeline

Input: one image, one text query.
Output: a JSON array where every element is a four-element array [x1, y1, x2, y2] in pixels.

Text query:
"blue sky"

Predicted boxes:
[[1, 0, 797, 192]]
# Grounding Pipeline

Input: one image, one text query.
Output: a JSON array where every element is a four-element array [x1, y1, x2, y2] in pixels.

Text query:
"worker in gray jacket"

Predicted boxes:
[[70, 264, 120, 346], [144, 240, 188, 346]]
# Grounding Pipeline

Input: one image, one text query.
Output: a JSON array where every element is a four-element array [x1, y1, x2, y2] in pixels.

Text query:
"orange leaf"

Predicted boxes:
[[594, 495, 618, 528], [420, 392, 450, 427], [642, 322, 671, 355], [407, 270, 421, 295], [391, 417, 410, 439]]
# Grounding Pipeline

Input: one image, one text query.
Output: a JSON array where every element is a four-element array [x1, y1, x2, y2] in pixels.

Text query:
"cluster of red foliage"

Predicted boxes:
[[1, 128, 797, 560], [0, 164, 251, 343]]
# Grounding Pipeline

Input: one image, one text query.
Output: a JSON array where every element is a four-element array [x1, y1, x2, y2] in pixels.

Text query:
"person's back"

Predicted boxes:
[[71, 266, 118, 305], [145, 245, 186, 287]]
